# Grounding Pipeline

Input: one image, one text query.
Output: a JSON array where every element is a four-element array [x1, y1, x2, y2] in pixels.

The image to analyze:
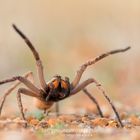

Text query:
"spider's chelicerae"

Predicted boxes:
[[0, 24, 131, 127]]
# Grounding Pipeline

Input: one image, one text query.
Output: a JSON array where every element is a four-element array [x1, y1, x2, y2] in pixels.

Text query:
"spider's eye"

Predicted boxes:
[[61, 80, 68, 89]]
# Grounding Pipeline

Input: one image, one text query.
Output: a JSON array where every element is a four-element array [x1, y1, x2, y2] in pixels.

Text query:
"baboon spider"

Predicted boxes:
[[0, 24, 131, 127]]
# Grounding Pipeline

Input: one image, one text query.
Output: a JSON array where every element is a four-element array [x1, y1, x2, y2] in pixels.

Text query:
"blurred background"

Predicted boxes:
[[0, 0, 139, 117]]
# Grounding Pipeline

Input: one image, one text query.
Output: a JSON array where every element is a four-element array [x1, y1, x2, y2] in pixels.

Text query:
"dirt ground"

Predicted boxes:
[[0, 110, 140, 140]]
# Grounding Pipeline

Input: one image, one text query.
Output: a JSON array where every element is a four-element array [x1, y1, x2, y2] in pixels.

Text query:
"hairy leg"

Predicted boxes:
[[70, 78, 95, 95], [70, 78, 123, 127], [12, 24, 47, 90], [17, 88, 40, 120], [71, 47, 131, 89], [90, 78, 123, 127], [0, 72, 34, 116], [0, 75, 40, 94], [83, 88, 104, 118], [55, 102, 59, 116]]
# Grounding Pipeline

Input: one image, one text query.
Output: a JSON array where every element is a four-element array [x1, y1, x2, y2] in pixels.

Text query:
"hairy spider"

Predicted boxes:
[[0, 24, 130, 127]]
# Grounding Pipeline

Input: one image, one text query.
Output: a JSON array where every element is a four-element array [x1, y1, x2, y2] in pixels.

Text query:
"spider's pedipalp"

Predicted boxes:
[[12, 24, 47, 89], [71, 46, 131, 89]]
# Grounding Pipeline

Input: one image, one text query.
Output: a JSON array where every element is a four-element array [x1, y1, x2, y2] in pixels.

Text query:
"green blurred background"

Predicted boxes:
[[0, 0, 139, 117]]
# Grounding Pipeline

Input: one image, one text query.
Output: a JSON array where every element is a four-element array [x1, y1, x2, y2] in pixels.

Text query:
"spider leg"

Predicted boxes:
[[17, 88, 40, 121], [71, 46, 131, 89], [0, 76, 40, 95], [90, 79, 124, 127], [12, 24, 47, 90], [55, 102, 59, 116], [0, 71, 34, 116], [83, 88, 104, 118], [70, 78, 123, 127], [70, 78, 95, 95]]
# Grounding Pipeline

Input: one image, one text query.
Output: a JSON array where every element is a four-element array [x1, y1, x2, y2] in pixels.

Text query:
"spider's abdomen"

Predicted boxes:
[[34, 98, 54, 110]]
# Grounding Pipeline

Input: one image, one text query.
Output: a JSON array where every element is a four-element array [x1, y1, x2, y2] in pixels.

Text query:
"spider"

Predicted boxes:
[[0, 24, 130, 127]]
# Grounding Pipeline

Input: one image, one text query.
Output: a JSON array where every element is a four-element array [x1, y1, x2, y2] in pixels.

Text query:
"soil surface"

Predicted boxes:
[[0, 113, 140, 140]]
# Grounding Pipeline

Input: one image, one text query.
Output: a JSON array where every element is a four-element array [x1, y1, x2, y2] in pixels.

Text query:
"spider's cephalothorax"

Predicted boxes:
[[0, 24, 131, 127], [45, 75, 70, 101]]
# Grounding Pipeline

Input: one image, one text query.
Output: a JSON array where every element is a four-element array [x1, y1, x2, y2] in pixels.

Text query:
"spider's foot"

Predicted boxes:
[[43, 110, 51, 116], [23, 122, 28, 128]]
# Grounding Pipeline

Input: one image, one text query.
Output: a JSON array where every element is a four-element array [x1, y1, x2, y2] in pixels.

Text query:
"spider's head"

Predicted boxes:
[[46, 75, 70, 101]]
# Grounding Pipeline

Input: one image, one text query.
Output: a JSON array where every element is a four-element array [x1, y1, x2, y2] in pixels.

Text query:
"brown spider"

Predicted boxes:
[[0, 24, 130, 127]]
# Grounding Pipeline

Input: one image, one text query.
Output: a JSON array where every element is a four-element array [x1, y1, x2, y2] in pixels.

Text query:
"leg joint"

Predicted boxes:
[[18, 88, 24, 93]]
